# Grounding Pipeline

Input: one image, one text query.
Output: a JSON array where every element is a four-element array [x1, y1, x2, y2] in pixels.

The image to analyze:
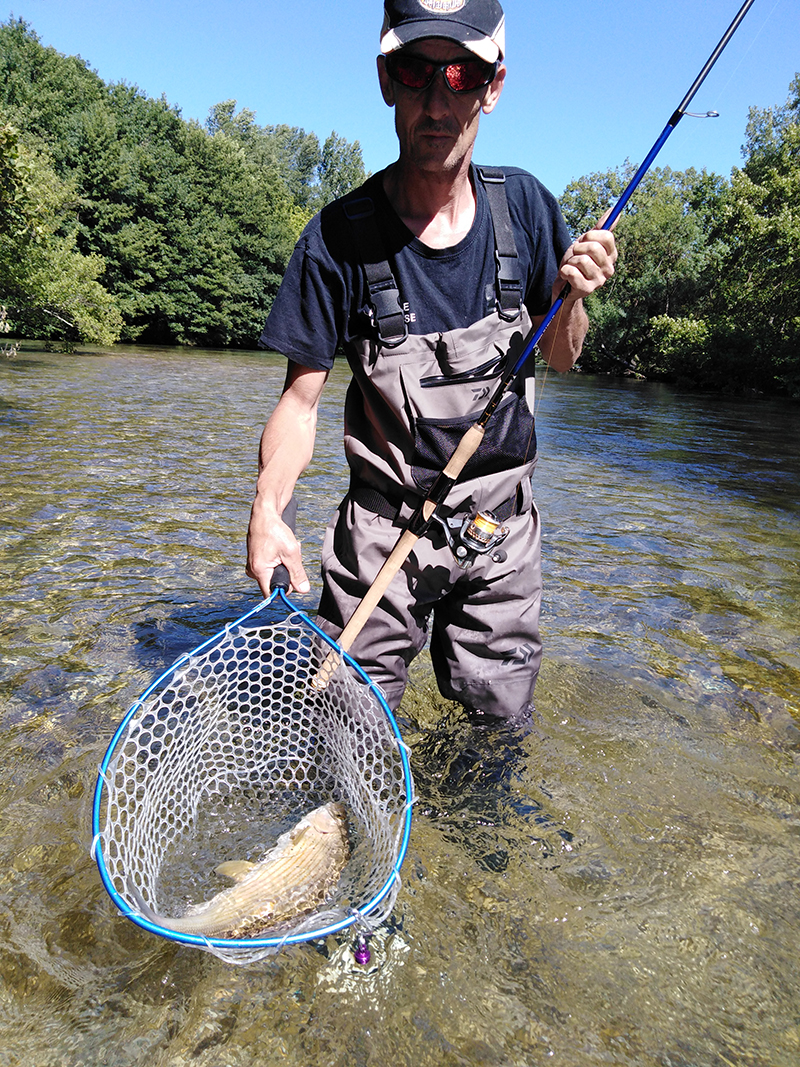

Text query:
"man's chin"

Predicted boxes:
[[407, 142, 469, 175]]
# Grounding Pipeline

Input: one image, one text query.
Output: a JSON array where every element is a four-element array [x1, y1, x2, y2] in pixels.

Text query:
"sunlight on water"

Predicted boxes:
[[0, 347, 798, 1066]]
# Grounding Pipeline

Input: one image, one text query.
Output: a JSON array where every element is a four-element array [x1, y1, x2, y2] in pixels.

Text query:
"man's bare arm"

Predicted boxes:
[[246, 361, 329, 597]]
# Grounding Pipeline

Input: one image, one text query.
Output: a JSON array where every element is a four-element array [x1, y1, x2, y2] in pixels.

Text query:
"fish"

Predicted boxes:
[[131, 801, 350, 938]]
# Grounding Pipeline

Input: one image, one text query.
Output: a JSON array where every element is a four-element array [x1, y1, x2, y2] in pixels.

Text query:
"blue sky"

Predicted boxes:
[[8, 0, 798, 196]]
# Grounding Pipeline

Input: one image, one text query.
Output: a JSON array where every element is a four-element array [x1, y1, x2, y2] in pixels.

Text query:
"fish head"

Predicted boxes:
[[309, 801, 348, 835]]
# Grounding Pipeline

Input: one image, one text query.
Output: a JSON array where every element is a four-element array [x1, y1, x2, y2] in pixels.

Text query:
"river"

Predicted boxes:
[[1, 344, 798, 1066]]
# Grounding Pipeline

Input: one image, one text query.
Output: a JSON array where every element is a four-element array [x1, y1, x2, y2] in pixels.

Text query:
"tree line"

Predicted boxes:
[[1, 18, 798, 395], [0, 18, 366, 349], [561, 75, 799, 397]]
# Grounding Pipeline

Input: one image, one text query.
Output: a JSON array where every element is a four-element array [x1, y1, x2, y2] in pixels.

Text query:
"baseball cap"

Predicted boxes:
[[380, 0, 506, 64]]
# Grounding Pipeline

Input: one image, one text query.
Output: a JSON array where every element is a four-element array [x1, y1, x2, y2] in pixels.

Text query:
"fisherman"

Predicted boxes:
[[246, 0, 617, 724]]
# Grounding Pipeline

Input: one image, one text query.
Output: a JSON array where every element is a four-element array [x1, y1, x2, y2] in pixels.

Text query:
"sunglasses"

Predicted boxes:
[[384, 52, 499, 94]]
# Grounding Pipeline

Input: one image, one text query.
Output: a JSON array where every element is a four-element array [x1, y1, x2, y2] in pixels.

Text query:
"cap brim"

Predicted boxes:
[[380, 19, 502, 63]]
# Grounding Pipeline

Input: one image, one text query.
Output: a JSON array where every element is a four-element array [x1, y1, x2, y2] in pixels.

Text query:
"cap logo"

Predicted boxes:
[[418, 1, 468, 12]]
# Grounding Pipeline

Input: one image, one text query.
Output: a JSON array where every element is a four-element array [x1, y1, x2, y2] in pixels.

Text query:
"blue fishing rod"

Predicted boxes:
[[327, 0, 758, 662], [481, 0, 757, 420]]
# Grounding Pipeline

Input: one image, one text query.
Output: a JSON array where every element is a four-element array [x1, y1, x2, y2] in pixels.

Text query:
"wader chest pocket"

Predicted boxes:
[[419, 351, 506, 389], [411, 392, 536, 495]]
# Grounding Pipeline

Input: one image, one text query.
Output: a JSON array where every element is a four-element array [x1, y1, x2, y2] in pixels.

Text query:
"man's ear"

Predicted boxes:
[[377, 55, 396, 107], [482, 63, 506, 114]]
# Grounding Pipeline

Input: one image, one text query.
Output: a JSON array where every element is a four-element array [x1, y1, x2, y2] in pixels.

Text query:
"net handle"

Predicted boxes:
[[270, 497, 298, 591]]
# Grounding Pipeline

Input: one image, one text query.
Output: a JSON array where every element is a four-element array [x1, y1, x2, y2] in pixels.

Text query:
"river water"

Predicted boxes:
[[1, 345, 798, 1067]]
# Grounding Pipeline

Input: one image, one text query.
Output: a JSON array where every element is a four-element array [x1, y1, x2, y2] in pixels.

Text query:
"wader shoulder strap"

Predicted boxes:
[[342, 170, 522, 344], [343, 196, 408, 348], [475, 167, 522, 321]]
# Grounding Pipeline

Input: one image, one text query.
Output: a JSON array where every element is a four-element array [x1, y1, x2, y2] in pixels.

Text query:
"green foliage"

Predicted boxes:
[[204, 101, 368, 213], [561, 164, 725, 379], [0, 16, 106, 155], [318, 132, 369, 206], [0, 18, 367, 348], [560, 73, 800, 396], [742, 73, 800, 166], [708, 76, 800, 396], [3, 13, 794, 391], [0, 117, 122, 345], [648, 314, 712, 379]]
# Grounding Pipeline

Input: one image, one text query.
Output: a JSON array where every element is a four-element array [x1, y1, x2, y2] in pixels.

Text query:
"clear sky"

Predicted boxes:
[[7, 0, 798, 197]]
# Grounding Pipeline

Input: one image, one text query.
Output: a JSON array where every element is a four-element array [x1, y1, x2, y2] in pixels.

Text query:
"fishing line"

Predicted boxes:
[[536, 0, 765, 420], [704, 0, 783, 113], [532, 305, 557, 422], [666, 0, 783, 161]]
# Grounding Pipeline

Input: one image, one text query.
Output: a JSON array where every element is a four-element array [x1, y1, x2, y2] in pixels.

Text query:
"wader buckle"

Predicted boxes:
[[433, 509, 510, 569]]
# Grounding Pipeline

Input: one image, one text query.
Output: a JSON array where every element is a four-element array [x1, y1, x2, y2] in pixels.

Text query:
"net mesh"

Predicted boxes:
[[96, 603, 413, 964]]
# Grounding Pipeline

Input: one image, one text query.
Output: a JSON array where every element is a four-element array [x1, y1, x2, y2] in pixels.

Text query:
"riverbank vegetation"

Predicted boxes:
[[0, 18, 366, 349], [561, 74, 799, 397], [1, 18, 798, 395]]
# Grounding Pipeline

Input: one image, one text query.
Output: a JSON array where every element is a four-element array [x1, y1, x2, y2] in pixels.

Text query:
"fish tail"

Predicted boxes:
[[125, 878, 158, 920], [125, 878, 178, 930], [124, 877, 213, 936]]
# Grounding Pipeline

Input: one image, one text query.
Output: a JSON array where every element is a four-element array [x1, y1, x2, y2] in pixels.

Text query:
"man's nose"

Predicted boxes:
[[421, 70, 454, 117]]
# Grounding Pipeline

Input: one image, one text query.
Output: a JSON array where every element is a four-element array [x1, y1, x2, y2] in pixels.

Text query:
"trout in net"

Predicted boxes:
[[94, 579, 414, 962], [130, 802, 350, 938]]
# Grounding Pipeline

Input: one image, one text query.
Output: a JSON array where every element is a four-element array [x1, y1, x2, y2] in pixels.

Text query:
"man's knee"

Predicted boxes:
[[436, 659, 540, 721]]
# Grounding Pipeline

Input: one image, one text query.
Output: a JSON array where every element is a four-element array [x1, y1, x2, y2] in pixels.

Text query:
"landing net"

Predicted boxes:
[[92, 590, 414, 964]]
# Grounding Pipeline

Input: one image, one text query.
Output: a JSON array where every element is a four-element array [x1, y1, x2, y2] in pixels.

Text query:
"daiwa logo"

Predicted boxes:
[[419, 0, 467, 12], [505, 643, 538, 666]]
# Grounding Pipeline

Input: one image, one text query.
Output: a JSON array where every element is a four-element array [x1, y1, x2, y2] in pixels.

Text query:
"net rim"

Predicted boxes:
[[92, 587, 414, 951]]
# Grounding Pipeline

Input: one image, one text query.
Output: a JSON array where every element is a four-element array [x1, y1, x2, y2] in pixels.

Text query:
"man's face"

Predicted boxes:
[[378, 39, 505, 176]]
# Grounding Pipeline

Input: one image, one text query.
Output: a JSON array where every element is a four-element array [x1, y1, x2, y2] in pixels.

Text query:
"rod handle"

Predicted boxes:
[[312, 526, 422, 690]]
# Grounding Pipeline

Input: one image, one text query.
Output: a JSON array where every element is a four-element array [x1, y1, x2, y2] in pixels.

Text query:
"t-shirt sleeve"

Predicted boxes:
[[258, 230, 343, 371]]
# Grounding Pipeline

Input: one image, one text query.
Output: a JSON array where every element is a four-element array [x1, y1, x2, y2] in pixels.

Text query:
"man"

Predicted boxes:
[[247, 0, 616, 724]]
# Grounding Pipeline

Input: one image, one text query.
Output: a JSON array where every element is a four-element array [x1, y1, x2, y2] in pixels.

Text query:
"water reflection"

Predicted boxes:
[[0, 345, 798, 1066]]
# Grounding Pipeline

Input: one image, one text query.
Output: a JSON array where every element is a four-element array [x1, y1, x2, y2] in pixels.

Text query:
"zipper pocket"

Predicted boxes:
[[420, 350, 506, 389]]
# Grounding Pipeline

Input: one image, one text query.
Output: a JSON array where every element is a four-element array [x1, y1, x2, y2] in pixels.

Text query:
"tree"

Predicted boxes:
[[560, 164, 725, 379], [742, 73, 800, 166], [0, 118, 121, 345], [0, 17, 106, 158], [0, 19, 369, 348], [205, 102, 368, 211], [710, 79, 800, 394], [560, 75, 800, 395], [317, 131, 368, 206]]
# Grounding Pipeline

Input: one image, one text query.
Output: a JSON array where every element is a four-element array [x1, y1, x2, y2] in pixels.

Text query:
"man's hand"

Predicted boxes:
[[246, 505, 310, 599], [534, 221, 618, 373], [556, 226, 618, 302]]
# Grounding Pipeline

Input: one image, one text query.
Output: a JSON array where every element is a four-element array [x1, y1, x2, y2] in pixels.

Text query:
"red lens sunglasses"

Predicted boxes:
[[384, 52, 499, 94]]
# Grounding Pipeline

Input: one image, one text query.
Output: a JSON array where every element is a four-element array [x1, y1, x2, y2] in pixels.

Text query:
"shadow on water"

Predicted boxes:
[[392, 682, 576, 877], [130, 592, 271, 668], [126, 583, 326, 691], [0, 348, 799, 1066]]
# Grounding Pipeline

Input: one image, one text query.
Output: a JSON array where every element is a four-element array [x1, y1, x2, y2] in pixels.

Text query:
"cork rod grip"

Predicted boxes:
[[311, 423, 485, 691]]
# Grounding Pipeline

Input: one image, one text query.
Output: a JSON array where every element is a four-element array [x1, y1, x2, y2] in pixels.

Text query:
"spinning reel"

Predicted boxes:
[[434, 509, 510, 569]]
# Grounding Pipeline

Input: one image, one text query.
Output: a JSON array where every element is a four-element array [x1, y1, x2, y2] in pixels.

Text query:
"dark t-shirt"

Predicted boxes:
[[260, 165, 571, 371]]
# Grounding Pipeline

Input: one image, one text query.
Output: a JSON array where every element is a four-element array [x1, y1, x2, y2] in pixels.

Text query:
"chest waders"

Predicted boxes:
[[316, 168, 544, 721], [313, 0, 758, 718]]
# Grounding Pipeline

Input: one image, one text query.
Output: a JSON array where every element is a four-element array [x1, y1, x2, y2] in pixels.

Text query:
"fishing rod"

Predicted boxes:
[[498, 0, 756, 390], [314, 0, 757, 684]]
